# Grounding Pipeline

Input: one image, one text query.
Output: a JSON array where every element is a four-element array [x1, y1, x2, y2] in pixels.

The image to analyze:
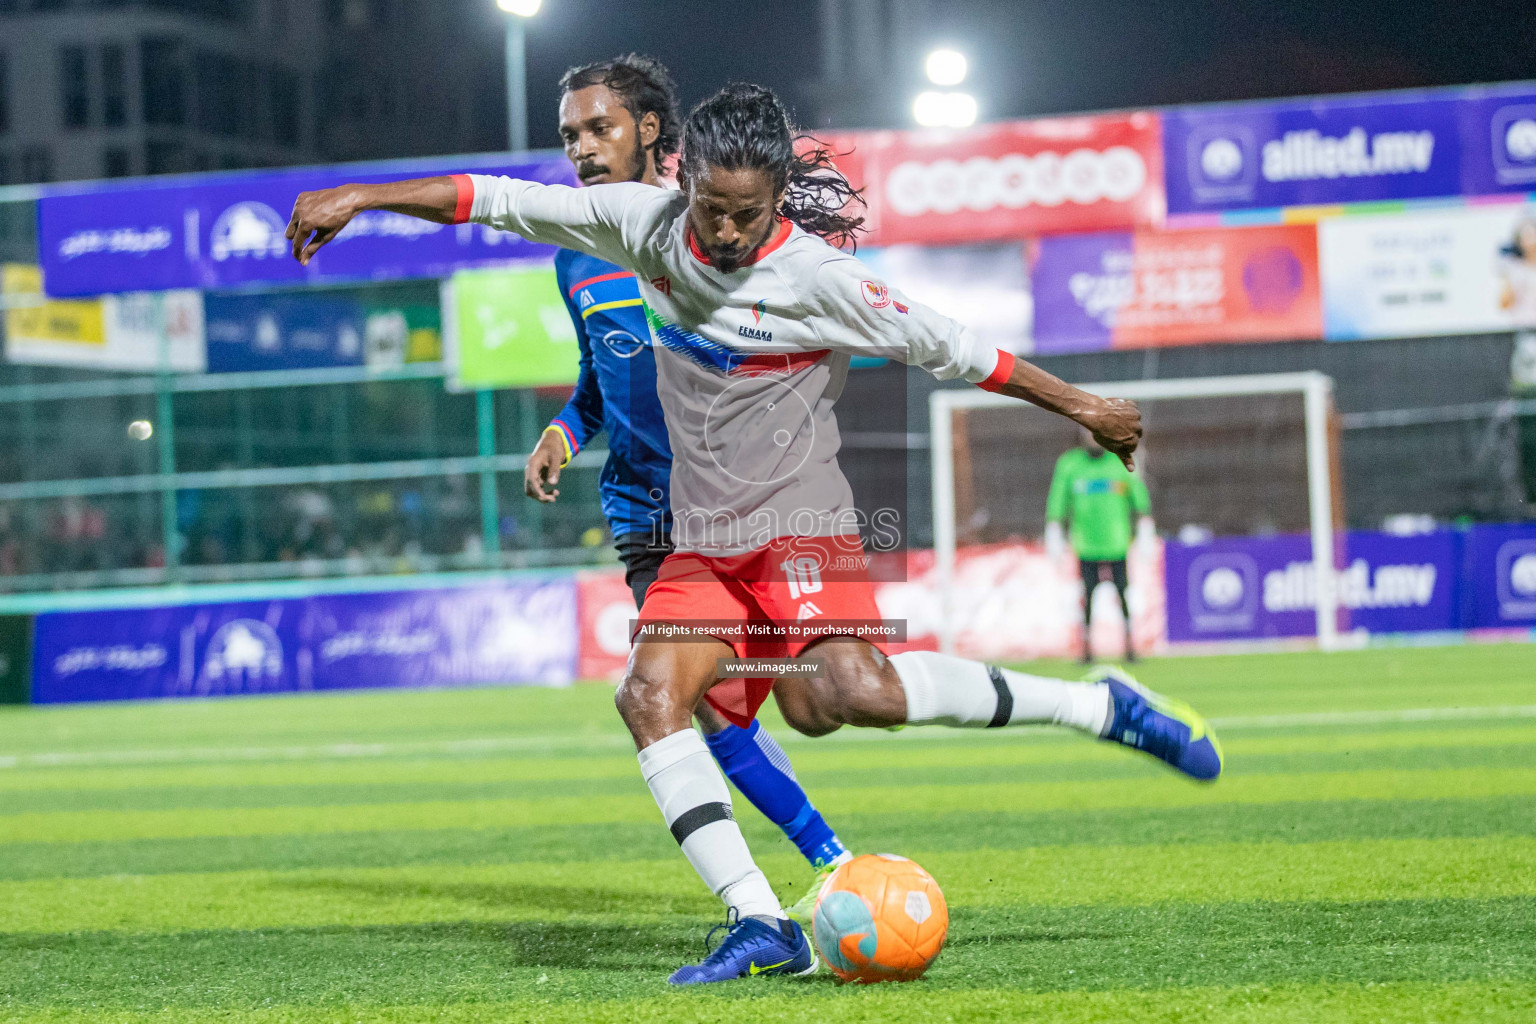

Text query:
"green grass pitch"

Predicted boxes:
[[2, 643, 1534, 1022]]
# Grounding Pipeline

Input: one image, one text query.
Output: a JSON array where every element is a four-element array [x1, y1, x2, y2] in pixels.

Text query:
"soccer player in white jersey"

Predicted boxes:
[[288, 83, 1224, 986]]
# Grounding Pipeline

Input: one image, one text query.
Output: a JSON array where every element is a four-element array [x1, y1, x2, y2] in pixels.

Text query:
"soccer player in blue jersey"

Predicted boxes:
[[520, 55, 852, 923]]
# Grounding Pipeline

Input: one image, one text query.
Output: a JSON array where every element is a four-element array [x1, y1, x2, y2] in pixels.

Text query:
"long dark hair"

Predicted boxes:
[[559, 54, 682, 168], [680, 84, 865, 251]]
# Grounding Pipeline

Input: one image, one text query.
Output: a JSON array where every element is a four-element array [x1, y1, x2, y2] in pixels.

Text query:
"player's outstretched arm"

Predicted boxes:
[[808, 257, 1141, 468], [287, 176, 459, 265], [991, 356, 1143, 471]]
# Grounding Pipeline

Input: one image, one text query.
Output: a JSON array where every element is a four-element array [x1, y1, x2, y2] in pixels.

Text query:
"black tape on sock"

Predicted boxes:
[[669, 801, 734, 844], [986, 665, 1013, 728]]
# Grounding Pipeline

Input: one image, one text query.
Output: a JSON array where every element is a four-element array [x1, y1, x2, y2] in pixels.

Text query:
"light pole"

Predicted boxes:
[[913, 47, 977, 129], [497, 0, 542, 153]]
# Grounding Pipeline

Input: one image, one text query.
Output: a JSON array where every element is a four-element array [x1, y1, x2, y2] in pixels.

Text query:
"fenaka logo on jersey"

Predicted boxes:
[[861, 281, 891, 308], [739, 299, 772, 341]]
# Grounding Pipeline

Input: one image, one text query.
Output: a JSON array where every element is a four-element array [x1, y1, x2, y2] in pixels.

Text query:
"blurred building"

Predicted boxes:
[[0, 0, 505, 186], [316, 0, 506, 164], [0, 1, 323, 182], [803, 0, 934, 131]]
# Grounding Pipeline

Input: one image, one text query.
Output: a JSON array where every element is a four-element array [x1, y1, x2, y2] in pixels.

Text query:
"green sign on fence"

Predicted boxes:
[[445, 267, 580, 390]]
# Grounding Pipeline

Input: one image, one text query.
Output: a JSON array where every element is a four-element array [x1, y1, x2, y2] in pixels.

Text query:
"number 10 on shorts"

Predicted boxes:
[[781, 556, 824, 600]]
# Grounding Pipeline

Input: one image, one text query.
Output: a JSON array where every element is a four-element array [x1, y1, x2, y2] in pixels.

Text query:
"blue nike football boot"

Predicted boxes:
[[668, 911, 818, 984], [1094, 668, 1224, 781]]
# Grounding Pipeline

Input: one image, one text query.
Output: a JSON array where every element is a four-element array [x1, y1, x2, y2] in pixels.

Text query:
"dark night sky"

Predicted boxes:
[[479, 0, 1536, 150]]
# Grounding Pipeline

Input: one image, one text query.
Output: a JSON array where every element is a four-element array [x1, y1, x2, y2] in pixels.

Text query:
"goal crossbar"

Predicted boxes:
[[929, 371, 1340, 653]]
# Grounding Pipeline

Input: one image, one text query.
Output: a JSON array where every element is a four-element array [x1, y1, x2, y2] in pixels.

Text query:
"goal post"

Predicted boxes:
[[930, 371, 1342, 654]]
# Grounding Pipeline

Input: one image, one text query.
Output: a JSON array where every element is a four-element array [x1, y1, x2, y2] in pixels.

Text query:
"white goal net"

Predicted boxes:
[[928, 372, 1342, 656]]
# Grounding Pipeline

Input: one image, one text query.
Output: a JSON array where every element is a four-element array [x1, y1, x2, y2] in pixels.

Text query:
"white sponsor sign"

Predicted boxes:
[[1319, 204, 1536, 340], [3, 264, 205, 371], [861, 244, 1032, 354]]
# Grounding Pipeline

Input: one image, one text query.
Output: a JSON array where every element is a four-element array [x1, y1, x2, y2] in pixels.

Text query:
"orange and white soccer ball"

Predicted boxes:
[[812, 853, 948, 983]]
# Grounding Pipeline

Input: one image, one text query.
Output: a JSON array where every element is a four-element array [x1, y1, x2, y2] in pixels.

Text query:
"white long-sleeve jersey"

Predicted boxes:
[[461, 173, 1008, 555]]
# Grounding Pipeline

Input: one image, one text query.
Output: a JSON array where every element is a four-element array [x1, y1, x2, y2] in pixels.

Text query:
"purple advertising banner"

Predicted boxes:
[[1029, 232, 1124, 354], [38, 156, 574, 298], [1459, 84, 1536, 197], [1460, 522, 1536, 629], [1163, 92, 1465, 215], [1166, 531, 1459, 642], [31, 578, 577, 703]]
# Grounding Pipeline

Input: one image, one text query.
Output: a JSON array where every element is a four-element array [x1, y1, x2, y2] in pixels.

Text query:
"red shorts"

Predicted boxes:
[[632, 535, 894, 728]]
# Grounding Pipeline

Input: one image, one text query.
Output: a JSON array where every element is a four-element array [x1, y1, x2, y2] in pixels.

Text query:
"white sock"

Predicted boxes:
[[637, 729, 783, 920], [891, 651, 1111, 735]]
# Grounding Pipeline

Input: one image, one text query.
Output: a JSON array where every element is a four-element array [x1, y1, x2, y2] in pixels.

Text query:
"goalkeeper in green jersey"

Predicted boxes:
[[1046, 430, 1154, 664]]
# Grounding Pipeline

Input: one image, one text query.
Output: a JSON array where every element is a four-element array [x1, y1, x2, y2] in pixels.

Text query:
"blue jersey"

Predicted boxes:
[[549, 248, 672, 539]]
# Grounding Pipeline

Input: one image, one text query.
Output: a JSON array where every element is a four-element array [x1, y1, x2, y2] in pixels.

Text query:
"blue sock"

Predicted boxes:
[[703, 719, 848, 868]]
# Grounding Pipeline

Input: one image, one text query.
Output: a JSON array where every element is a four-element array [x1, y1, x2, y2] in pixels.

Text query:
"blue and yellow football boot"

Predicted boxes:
[[1093, 668, 1223, 781], [667, 911, 818, 985]]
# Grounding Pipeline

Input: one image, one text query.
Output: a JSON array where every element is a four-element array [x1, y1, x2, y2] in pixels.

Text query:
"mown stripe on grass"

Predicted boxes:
[[8, 737, 1536, 816], [9, 716, 1534, 802], [0, 979, 1530, 1024], [7, 701, 1536, 776], [4, 794, 1533, 882], [0, 643, 1528, 754], [2, 837, 1532, 934], [7, 765, 1536, 845], [1, 899, 1532, 1008]]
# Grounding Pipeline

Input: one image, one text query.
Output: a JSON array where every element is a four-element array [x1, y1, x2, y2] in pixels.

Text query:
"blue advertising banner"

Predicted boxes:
[[204, 293, 364, 372], [31, 578, 577, 703], [1459, 84, 1536, 197], [1165, 531, 1459, 642], [1460, 522, 1536, 629], [37, 156, 574, 297], [1163, 92, 1464, 214]]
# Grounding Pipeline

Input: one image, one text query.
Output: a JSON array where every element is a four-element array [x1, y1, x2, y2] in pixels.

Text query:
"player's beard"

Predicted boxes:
[[577, 138, 650, 187], [709, 247, 750, 273]]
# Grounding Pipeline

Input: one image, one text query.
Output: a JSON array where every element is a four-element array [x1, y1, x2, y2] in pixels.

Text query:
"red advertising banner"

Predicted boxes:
[[825, 112, 1165, 247], [1032, 223, 1323, 352], [576, 568, 635, 682], [1117, 224, 1323, 348], [871, 543, 1166, 661]]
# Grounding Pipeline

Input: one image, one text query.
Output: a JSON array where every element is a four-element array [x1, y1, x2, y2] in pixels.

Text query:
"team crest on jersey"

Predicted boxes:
[[861, 280, 891, 308]]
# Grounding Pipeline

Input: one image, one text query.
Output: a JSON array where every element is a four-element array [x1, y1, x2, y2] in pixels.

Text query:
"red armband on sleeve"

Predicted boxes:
[[976, 349, 1015, 393], [450, 174, 475, 224]]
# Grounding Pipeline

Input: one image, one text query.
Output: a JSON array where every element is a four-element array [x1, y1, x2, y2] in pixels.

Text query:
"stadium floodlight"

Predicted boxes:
[[496, 0, 542, 152], [930, 372, 1344, 654], [913, 90, 978, 128], [924, 48, 969, 87]]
